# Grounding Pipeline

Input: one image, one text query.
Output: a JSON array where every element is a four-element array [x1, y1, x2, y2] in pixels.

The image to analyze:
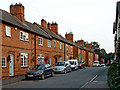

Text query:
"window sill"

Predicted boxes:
[[38, 44, 43, 46], [20, 39, 29, 42], [6, 35, 11, 38], [2, 66, 7, 68], [21, 66, 28, 68]]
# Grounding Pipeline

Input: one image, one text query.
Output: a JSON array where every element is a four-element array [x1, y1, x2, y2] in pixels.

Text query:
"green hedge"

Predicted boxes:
[[108, 63, 120, 89]]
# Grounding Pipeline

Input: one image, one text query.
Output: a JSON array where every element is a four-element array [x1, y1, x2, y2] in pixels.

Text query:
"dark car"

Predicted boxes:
[[25, 64, 54, 80], [78, 61, 85, 69]]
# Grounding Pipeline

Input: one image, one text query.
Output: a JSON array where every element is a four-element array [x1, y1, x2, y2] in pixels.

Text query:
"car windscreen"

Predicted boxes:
[[69, 61, 74, 65], [33, 65, 44, 70], [55, 62, 65, 66]]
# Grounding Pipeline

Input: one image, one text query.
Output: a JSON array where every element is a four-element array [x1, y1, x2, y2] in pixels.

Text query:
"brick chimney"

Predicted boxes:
[[51, 22, 58, 34], [86, 43, 92, 49], [47, 22, 51, 30], [41, 19, 47, 28], [65, 32, 73, 42], [77, 40, 84, 47], [10, 3, 25, 23]]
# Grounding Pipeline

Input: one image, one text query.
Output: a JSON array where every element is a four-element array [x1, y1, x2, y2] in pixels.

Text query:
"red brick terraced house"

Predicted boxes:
[[73, 40, 99, 67], [0, 3, 75, 77]]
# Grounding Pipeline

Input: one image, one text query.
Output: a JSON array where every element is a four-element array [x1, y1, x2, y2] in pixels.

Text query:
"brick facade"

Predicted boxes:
[[1, 3, 99, 78], [1, 3, 74, 77]]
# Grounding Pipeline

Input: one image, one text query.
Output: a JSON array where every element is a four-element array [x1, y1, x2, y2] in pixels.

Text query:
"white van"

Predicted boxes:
[[93, 61, 100, 67], [68, 59, 78, 70]]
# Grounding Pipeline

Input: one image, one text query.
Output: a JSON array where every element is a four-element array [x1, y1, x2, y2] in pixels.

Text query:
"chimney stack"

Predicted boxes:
[[65, 32, 73, 42], [47, 22, 51, 30], [41, 19, 47, 28], [86, 43, 92, 49], [10, 3, 25, 23], [51, 22, 58, 34], [77, 40, 84, 47]]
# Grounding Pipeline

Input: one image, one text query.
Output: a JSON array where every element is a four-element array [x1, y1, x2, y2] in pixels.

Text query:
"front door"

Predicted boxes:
[[9, 54, 14, 76], [55, 57, 57, 64]]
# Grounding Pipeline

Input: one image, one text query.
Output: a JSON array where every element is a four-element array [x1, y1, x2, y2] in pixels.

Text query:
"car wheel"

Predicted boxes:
[[64, 69, 66, 74], [70, 68, 72, 72], [51, 72, 55, 77], [41, 74, 45, 80]]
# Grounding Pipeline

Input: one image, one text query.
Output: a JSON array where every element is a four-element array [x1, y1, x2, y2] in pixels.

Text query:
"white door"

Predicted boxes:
[[9, 54, 14, 76]]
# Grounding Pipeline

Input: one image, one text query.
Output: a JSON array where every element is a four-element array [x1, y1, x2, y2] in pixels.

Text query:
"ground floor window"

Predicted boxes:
[[21, 53, 28, 67], [66, 55, 68, 61], [60, 56, 62, 62], [38, 54, 44, 64], [50, 58, 51, 65], [2, 57, 6, 67]]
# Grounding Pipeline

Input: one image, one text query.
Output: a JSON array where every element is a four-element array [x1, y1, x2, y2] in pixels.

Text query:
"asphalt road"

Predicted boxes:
[[3, 67, 108, 89]]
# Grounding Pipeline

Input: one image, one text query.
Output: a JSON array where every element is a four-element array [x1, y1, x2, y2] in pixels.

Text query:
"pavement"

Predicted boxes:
[[82, 66, 110, 89], [2, 67, 110, 89], [2, 75, 25, 86]]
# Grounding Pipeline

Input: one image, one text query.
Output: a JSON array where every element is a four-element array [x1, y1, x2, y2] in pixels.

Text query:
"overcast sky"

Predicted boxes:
[[1, 0, 119, 53]]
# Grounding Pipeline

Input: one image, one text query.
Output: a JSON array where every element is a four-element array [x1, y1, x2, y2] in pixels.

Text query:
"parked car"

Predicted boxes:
[[25, 64, 54, 80], [68, 59, 78, 70], [54, 61, 71, 74], [93, 61, 100, 67], [78, 60, 85, 69], [100, 64, 106, 67]]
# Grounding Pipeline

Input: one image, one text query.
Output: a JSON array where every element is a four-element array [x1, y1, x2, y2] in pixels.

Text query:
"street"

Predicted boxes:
[[2, 67, 108, 89]]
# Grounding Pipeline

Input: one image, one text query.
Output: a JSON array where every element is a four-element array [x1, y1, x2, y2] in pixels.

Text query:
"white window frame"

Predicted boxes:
[[2, 57, 6, 67], [38, 54, 44, 64], [47, 39, 51, 48], [60, 56, 62, 62], [20, 31, 29, 41], [54, 40, 56, 48], [21, 53, 28, 67], [71, 46, 72, 53], [60, 42, 62, 50], [38, 37, 43, 46], [66, 45, 68, 51], [66, 55, 68, 60], [6, 26, 11, 37]]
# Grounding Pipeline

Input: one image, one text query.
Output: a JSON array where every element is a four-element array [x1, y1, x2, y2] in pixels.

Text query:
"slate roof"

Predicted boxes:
[[113, 22, 116, 34], [34, 22, 75, 46], [115, 2, 120, 29], [0, 9, 51, 39], [26, 21, 52, 39]]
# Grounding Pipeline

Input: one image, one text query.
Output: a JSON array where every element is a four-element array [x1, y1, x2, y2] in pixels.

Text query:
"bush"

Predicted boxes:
[[108, 63, 120, 89]]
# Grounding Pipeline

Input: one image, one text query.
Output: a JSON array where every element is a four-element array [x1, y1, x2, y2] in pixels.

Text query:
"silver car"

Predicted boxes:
[[54, 61, 72, 74]]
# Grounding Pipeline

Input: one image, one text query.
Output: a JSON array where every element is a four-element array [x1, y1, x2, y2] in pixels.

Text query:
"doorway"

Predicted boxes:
[[9, 54, 14, 76]]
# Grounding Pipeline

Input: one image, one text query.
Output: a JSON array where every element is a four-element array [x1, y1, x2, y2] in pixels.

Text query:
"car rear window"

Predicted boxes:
[[69, 61, 75, 65]]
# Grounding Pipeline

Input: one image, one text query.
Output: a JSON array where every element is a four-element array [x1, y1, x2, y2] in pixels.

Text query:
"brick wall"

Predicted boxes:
[[2, 23, 33, 77]]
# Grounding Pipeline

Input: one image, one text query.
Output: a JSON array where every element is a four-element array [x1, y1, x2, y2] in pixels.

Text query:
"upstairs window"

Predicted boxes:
[[6, 26, 11, 37], [60, 42, 62, 49], [47, 39, 51, 48], [38, 37, 43, 46], [2, 57, 6, 67], [21, 53, 28, 67], [54, 40, 56, 48], [20, 31, 29, 41]]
